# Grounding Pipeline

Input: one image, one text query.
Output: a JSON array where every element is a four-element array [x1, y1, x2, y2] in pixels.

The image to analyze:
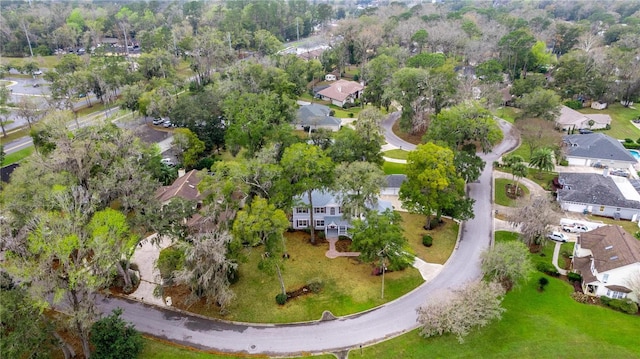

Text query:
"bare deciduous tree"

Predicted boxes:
[[417, 281, 506, 343], [508, 196, 557, 249], [174, 231, 237, 310]]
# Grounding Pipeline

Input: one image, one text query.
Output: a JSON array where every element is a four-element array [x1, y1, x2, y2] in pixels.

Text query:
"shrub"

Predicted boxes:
[[559, 159, 569, 166], [353, 74, 359, 81], [157, 247, 185, 284], [567, 272, 582, 282], [622, 142, 640, 149], [348, 112, 354, 118], [91, 309, 144, 359], [535, 262, 559, 277], [571, 292, 591, 304], [602, 297, 638, 314], [564, 100, 583, 110], [605, 124, 611, 130], [538, 277, 549, 291], [193, 156, 217, 171], [422, 235, 433, 247], [307, 279, 324, 293], [625, 138, 634, 143], [275, 293, 287, 305]]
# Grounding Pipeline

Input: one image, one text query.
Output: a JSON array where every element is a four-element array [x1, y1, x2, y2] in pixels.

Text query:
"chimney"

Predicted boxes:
[[337, 86, 342, 93], [602, 168, 608, 177], [178, 168, 186, 178]]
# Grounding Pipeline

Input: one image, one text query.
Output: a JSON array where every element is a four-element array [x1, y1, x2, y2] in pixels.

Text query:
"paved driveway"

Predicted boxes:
[[99, 117, 518, 356]]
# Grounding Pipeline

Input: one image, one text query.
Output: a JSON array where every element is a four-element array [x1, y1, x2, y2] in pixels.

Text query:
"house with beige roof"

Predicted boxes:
[[556, 105, 611, 131], [155, 169, 202, 205], [572, 225, 640, 302], [316, 79, 364, 107]]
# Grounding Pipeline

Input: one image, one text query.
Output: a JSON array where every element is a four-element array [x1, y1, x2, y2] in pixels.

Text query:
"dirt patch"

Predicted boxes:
[[505, 183, 525, 199], [286, 285, 313, 300], [391, 120, 425, 145], [334, 239, 353, 252]]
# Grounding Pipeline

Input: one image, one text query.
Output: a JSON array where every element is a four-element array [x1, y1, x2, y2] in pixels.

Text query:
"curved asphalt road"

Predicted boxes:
[[99, 117, 518, 357]]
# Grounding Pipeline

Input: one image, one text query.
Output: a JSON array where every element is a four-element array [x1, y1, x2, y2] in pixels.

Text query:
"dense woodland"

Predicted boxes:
[[1, 1, 640, 358]]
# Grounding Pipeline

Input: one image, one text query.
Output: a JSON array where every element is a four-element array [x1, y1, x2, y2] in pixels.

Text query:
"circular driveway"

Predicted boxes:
[[97, 116, 518, 356]]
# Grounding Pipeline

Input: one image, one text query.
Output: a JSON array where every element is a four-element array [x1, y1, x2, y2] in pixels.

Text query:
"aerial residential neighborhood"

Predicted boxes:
[[0, 1, 639, 359]]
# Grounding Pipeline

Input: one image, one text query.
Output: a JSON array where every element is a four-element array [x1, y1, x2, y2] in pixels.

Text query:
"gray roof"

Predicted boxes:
[[557, 173, 640, 209], [385, 174, 407, 188], [563, 133, 637, 163], [296, 190, 393, 212], [296, 104, 341, 127]]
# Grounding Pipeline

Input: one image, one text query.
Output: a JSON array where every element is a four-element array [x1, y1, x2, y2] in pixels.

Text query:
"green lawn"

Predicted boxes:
[[353, 231, 640, 358], [382, 149, 409, 160], [494, 107, 519, 124], [383, 161, 406, 174], [1, 55, 60, 69], [398, 212, 458, 264], [578, 103, 640, 140], [162, 231, 423, 324], [585, 215, 640, 237], [140, 337, 335, 359], [494, 178, 530, 207], [1, 147, 34, 166]]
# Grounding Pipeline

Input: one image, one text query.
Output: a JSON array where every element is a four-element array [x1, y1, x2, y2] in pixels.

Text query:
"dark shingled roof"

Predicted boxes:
[[573, 256, 596, 284], [563, 133, 637, 163], [296, 104, 341, 127], [578, 225, 640, 273], [605, 284, 632, 293], [557, 173, 640, 209]]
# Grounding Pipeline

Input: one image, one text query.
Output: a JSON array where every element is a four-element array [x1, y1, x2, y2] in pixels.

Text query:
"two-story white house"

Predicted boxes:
[[573, 225, 640, 303], [291, 190, 394, 238]]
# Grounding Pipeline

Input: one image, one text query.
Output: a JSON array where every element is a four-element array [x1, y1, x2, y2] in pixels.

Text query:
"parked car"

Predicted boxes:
[[33, 70, 43, 75], [547, 232, 568, 242], [579, 129, 594, 134], [609, 169, 629, 178], [152, 118, 164, 125], [162, 120, 175, 128], [160, 158, 175, 166], [562, 224, 589, 233]]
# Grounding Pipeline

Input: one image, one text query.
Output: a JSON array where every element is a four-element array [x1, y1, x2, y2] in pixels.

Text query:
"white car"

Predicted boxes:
[[160, 158, 175, 166], [547, 232, 568, 243], [562, 224, 589, 233], [33, 70, 43, 75]]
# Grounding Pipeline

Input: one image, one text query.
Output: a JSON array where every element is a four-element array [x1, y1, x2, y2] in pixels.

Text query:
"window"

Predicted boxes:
[[330, 207, 336, 215], [606, 289, 626, 299], [599, 206, 605, 212], [602, 273, 609, 283], [315, 220, 325, 227], [296, 220, 309, 228], [296, 207, 309, 214], [314, 207, 326, 214]]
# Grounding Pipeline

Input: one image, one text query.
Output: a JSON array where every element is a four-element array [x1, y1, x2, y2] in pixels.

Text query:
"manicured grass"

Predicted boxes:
[[494, 178, 530, 207], [382, 149, 409, 160], [1, 146, 34, 166], [383, 161, 406, 174], [585, 215, 640, 237], [399, 212, 458, 264], [578, 103, 640, 140], [164, 231, 423, 323], [0, 127, 30, 144], [507, 141, 532, 162], [354, 230, 640, 358], [494, 106, 519, 124], [496, 167, 557, 190], [350, 273, 640, 358], [331, 105, 361, 119], [140, 337, 336, 359], [1, 55, 60, 69]]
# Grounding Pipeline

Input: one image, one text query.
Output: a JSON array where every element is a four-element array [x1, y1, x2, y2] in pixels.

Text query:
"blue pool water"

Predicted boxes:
[[630, 150, 640, 161]]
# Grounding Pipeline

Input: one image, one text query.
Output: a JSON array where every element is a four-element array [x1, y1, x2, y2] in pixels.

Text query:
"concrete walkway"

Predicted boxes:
[[325, 237, 360, 259], [552, 242, 568, 275], [412, 258, 444, 281]]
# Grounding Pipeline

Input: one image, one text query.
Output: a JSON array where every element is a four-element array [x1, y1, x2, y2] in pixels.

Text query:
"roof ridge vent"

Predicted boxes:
[[610, 255, 618, 260], [605, 245, 613, 250]]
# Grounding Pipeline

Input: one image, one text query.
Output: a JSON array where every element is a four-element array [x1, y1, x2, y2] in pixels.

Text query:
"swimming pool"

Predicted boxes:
[[630, 150, 640, 161]]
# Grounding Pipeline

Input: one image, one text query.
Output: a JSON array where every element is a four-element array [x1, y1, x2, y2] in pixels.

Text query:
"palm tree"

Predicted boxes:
[[511, 162, 529, 196], [529, 147, 554, 178]]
